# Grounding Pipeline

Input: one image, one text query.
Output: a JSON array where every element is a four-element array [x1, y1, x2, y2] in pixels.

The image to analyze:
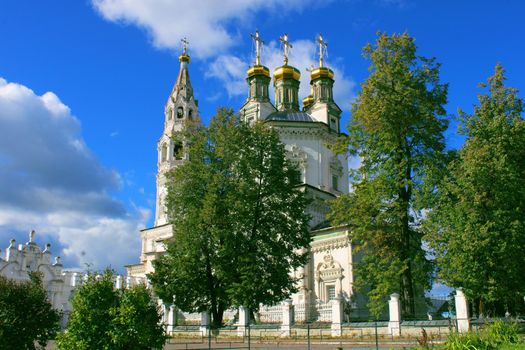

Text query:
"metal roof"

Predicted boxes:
[[265, 111, 315, 122]]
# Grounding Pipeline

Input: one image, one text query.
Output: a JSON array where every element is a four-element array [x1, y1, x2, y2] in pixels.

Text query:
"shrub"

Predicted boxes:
[[444, 320, 522, 350], [57, 270, 166, 350], [484, 320, 521, 348]]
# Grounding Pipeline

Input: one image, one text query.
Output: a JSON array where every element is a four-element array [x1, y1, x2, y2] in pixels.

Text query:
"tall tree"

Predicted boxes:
[[425, 64, 525, 315], [0, 273, 60, 350], [329, 33, 448, 317], [149, 108, 311, 327]]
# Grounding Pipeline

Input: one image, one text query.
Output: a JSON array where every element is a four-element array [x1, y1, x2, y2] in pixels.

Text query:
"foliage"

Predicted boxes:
[[0, 273, 61, 350], [446, 331, 487, 350], [149, 107, 311, 327], [444, 320, 522, 350], [483, 320, 521, 347], [425, 64, 525, 314], [329, 32, 448, 317], [57, 270, 165, 350]]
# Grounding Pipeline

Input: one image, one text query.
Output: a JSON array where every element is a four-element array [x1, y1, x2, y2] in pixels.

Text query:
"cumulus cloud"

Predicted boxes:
[[91, 0, 353, 106], [92, 0, 324, 58], [206, 39, 356, 109], [0, 78, 147, 271]]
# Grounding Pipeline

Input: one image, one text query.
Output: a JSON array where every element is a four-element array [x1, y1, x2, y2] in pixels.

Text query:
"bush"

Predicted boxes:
[[484, 320, 521, 347], [57, 270, 166, 350], [0, 273, 61, 350], [444, 320, 522, 350]]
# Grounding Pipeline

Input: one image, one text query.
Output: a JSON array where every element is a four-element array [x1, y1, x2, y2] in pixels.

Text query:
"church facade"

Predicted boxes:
[[126, 34, 360, 318]]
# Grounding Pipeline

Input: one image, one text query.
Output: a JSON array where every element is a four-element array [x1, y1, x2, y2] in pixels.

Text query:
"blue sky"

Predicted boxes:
[[0, 0, 524, 276]]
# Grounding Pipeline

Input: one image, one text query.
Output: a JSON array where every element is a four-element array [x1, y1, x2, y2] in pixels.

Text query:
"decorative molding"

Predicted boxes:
[[311, 235, 350, 253]]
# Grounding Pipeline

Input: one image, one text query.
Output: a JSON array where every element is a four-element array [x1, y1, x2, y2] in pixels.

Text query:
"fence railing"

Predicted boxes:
[[167, 322, 452, 349]]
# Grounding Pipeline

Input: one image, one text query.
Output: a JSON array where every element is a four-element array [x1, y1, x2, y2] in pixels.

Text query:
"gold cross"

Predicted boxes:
[[280, 33, 293, 65], [181, 37, 189, 55], [317, 34, 328, 67], [251, 30, 264, 66]]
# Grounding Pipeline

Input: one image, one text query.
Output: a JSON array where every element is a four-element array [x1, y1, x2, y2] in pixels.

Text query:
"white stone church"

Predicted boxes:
[[126, 34, 360, 320]]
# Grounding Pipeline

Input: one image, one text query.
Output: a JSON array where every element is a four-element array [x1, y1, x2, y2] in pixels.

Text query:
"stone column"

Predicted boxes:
[[237, 306, 249, 337], [388, 293, 401, 336], [200, 312, 210, 337], [115, 275, 123, 289], [166, 305, 176, 335], [281, 300, 294, 337], [455, 289, 470, 333], [331, 297, 344, 337]]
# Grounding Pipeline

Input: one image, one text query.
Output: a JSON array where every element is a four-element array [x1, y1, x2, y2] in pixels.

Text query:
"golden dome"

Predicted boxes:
[[247, 65, 270, 78], [303, 95, 314, 109], [179, 54, 190, 63], [273, 65, 301, 81], [310, 67, 334, 81]]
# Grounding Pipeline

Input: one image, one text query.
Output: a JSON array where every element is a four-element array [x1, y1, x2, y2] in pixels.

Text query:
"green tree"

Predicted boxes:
[[149, 108, 311, 327], [425, 64, 525, 315], [329, 33, 448, 317], [109, 284, 166, 349], [0, 273, 61, 350], [57, 270, 165, 350]]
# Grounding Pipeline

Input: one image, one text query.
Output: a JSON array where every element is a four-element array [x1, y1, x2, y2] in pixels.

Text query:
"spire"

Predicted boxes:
[[306, 34, 341, 130], [274, 33, 300, 112], [251, 30, 263, 66], [170, 38, 194, 102], [246, 30, 270, 103], [317, 34, 328, 68], [309, 34, 335, 104]]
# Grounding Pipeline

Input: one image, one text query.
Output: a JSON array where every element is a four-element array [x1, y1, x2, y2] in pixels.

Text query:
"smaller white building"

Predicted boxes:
[[0, 231, 145, 327]]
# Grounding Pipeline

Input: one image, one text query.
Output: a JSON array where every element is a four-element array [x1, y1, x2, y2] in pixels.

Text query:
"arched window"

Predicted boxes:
[[188, 109, 193, 120], [177, 107, 184, 119], [167, 108, 173, 120], [161, 144, 167, 162], [173, 141, 183, 160]]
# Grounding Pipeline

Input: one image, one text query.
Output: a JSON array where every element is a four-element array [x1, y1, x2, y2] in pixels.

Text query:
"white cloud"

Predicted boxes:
[[0, 78, 147, 271], [206, 39, 356, 110], [92, 0, 323, 59]]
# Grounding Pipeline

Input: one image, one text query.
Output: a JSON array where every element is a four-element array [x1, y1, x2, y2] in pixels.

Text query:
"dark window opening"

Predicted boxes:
[[173, 142, 183, 160], [177, 107, 184, 119], [332, 175, 339, 191]]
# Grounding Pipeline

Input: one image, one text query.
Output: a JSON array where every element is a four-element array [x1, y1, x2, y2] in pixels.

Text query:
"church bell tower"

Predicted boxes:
[[154, 39, 199, 226]]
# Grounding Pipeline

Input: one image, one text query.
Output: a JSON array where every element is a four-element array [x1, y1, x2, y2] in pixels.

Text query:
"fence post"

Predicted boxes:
[[237, 306, 249, 337], [307, 323, 311, 350], [281, 299, 293, 337], [455, 288, 470, 333], [388, 293, 401, 336], [331, 297, 343, 337], [200, 311, 210, 337], [166, 305, 176, 335]]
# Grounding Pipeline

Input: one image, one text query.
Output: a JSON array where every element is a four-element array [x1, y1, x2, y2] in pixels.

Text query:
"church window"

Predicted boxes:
[[292, 168, 302, 185], [327, 286, 336, 300], [173, 141, 183, 160], [161, 144, 167, 162], [332, 175, 339, 191], [188, 109, 193, 120], [177, 107, 184, 119], [167, 108, 173, 120], [330, 117, 337, 130]]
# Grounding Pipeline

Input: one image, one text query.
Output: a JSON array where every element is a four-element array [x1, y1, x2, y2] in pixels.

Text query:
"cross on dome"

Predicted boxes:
[[317, 34, 328, 68], [251, 30, 264, 66], [280, 33, 293, 65], [181, 37, 189, 55]]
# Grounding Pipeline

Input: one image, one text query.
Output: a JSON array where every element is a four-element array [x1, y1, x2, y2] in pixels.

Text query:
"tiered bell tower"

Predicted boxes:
[[273, 34, 301, 112], [240, 31, 276, 122], [154, 39, 199, 226], [304, 34, 342, 132]]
